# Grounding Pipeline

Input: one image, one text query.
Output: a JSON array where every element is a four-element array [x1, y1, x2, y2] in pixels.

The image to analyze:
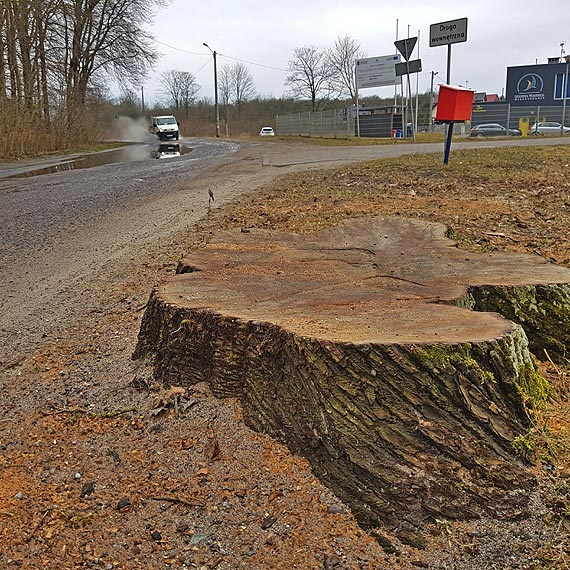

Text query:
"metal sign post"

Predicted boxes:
[[355, 68, 361, 137], [443, 123, 454, 164], [429, 18, 468, 152], [394, 37, 420, 141]]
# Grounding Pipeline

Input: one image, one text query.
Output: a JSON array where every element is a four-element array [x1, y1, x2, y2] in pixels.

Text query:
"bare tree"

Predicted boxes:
[[57, 0, 166, 111], [327, 35, 364, 104], [2, 1, 22, 101], [160, 70, 200, 117], [0, 0, 167, 118], [219, 63, 232, 124], [219, 62, 256, 118], [285, 46, 333, 111], [231, 61, 255, 116]]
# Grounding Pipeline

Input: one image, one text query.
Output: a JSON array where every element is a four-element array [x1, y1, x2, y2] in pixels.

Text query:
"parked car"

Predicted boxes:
[[259, 126, 275, 136], [470, 123, 521, 138], [528, 121, 570, 135]]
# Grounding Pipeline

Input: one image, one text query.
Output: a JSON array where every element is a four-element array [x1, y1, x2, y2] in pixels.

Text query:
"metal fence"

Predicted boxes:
[[276, 109, 354, 137], [471, 103, 570, 134], [276, 104, 569, 138]]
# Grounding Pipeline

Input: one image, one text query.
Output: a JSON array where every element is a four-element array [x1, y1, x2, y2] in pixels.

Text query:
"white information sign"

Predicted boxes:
[[355, 54, 401, 89], [429, 18, 468, 47]]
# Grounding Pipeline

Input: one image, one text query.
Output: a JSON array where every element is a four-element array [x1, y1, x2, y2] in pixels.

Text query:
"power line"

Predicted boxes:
[[153, 38, 208, 56], [219, 53, 288, 73], [193, 59, 211, 77], [152, 37, 288, 73]]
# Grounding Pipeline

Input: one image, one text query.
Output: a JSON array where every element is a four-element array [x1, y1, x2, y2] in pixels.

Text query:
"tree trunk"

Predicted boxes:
[[0, 4, 7, 99], [5, 2, 22, 100], [134, 217, 570, 539]]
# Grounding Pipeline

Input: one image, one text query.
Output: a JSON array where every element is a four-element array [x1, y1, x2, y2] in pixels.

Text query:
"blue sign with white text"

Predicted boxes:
[[506, 63, 569, 106]]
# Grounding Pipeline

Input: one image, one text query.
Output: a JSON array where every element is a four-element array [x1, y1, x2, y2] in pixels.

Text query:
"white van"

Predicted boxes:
[[149, 115, 180, 140]]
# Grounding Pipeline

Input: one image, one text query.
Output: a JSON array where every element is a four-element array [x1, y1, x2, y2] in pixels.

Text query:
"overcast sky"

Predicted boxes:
[[144, 0, 568, 104]]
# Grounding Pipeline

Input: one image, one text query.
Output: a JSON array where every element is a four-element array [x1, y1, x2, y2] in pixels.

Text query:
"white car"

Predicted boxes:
[[259, 126, 275, 136], [529, 121, 570, 135]]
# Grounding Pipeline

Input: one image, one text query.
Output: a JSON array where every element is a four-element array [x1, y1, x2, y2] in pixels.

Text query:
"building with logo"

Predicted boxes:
[[506, 61, 570, 106]]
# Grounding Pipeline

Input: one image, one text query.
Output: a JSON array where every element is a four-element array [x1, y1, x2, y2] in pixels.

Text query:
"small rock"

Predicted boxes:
[[116, 497, 131, 511], [80, 481, 95, 498], [176, 521, 190, 533], [328, 504, 346, 514], [261, 515, 277, 530], [74, 472, 82, 480], [14, 492, 23, 500], [151, 530, 162, 541]]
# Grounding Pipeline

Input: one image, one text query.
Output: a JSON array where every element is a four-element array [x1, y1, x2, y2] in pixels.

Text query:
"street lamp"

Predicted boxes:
[[562, 54, 570, 136], [203, 42, 220, 138]]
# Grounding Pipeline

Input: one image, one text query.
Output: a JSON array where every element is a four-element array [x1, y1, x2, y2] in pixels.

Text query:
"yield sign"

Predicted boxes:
[[394, 37, 417, 61]]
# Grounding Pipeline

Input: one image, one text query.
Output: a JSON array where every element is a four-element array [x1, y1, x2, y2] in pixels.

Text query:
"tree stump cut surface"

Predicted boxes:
[[135, 217, 570, 533]]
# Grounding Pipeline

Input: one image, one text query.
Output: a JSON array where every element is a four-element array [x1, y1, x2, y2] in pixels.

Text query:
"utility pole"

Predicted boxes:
[[203, 43, 221, 138]]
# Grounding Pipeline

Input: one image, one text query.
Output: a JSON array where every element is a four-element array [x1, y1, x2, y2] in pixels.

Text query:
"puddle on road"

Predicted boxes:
[[2, 144, 192, 180]]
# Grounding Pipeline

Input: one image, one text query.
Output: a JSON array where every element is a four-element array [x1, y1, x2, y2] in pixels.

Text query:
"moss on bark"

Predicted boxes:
[[467, 284, 570, 363]]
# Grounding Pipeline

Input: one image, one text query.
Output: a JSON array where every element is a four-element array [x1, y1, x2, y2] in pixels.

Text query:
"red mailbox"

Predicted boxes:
[[435, 84, 474, 122]]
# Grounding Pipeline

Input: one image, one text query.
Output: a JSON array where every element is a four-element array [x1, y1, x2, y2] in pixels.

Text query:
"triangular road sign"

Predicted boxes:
[[394, 37, 418, 61]]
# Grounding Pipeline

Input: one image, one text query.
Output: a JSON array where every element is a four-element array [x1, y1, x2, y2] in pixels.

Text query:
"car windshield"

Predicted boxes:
[[156, 117, 176, 125]]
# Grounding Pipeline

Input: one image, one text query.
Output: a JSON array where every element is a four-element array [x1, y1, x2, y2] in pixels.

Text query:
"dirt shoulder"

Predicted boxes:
[[1, 139, 569, 570]]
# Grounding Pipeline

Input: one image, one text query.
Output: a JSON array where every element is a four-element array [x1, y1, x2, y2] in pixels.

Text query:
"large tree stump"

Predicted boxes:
[[134, 217, 570, 538]]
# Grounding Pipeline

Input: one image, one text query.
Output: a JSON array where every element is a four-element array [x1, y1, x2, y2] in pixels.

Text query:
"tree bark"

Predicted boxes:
[[134, 217, 570, 538]]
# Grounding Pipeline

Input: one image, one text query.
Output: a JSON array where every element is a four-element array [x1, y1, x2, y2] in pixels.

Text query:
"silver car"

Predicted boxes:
[[529, 121, 570, 135], [470, 123, 521, 137]]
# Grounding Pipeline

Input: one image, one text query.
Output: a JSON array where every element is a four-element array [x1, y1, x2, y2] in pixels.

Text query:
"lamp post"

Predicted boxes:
[[203, 42, 220, 138], [562, 54, 570, 136]]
